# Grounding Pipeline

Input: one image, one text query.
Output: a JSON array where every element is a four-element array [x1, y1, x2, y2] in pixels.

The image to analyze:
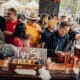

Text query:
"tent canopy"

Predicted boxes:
[[25, 0, 39, 9], [2, 0, 23, 8]]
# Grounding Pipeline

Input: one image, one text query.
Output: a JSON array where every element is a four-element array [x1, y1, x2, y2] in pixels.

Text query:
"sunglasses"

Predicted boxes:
[[31, 20, 37, 22], [7, 13, 13, 15]]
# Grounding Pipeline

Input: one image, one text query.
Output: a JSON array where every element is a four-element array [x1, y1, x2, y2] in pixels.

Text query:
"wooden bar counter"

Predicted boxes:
[[0, 67, 79, 80]]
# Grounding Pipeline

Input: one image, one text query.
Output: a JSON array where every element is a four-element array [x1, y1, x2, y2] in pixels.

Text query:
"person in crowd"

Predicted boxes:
[[0, 30, 5, 43], [68, 21, 79, 51], [53, 14, 59, 22], [39, 14, 48, 32], [67, 15, 74, 24], [60, 15, 67, 21], [68, 20, 75, 32], [49, 14, 59, 23], [0, 44, 15, 59], [26, 12, 42, 47], [17, 14, 25, 23], [25, 34, 33, 47], [0, 16, 6, 31], [47, 21, 80, 57], [39, 20, 57, 48], [13, 23, 27, 47], [4, 8, 18, 44], [49, 13, 55, 20], [4, 15, 9, 22]]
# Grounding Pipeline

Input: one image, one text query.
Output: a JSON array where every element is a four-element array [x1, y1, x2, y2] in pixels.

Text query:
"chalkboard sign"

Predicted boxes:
[[14, 47, 47, 61]]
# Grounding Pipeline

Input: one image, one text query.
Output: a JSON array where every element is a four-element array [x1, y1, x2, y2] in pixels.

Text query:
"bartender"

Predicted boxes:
[[47, 21, 80, 57]]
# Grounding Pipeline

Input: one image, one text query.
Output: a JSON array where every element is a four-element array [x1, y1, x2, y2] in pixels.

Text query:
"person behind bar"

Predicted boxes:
[[47, 21, 80, 57]]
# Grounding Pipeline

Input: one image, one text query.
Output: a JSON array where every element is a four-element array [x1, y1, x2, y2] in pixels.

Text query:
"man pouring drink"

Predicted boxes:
[[44, 21, 80, 59]]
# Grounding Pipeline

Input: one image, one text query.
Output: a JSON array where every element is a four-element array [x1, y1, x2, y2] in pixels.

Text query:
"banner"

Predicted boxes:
[[39, 0, 60, 15]]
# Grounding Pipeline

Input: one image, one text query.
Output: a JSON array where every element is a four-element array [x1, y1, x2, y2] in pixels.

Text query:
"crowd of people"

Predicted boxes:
[[0, 8, 80, 57]]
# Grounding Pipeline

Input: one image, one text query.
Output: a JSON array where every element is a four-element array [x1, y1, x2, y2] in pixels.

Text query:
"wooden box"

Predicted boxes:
[[9, 59, 42, 72]]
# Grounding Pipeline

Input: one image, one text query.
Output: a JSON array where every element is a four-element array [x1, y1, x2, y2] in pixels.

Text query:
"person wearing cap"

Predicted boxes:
[[47, 21, 80, 57], [26, 12, 41, 47]]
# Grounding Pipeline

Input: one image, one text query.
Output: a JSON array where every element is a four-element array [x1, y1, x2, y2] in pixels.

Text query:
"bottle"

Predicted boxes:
[[73, 57, 79, 75], [46, 58, 52, 70], [73, 57, 78, 68]]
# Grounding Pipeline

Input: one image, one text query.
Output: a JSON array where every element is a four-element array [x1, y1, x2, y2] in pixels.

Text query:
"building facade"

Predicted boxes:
[[0, 0, 31, 6], [0, 0, 38, 4], [17, 0, 32, 4], [0, 0, 8, 6]]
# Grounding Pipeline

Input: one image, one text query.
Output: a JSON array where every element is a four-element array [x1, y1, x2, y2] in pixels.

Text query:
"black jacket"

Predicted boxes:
[[0, 16, 6, 31], [47, 30, 76, 57]]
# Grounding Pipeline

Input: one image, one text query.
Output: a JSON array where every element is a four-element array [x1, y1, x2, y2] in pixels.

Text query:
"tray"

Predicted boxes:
[[9, 59, 42, 72]]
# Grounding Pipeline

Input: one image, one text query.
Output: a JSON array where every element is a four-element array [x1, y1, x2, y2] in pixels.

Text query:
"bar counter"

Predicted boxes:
[[0, 68, 79, 80]]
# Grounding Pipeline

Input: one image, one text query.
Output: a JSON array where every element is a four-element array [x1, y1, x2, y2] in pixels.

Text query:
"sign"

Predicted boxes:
[[14, 47, 47, 61]]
